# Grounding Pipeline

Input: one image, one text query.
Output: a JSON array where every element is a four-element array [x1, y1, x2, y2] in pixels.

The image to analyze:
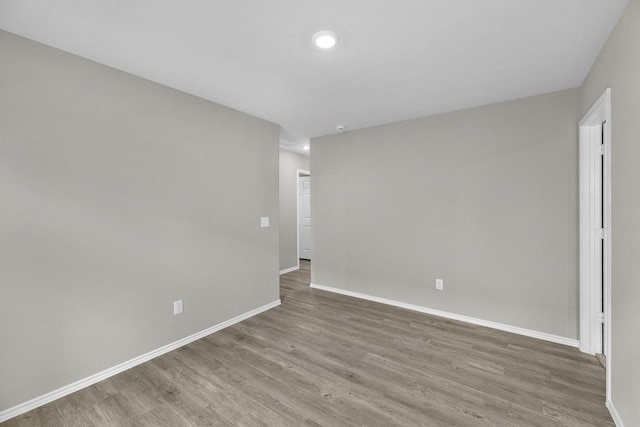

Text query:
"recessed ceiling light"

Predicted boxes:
[[336, 124, 347, 132], [313, 30, 339, 49]]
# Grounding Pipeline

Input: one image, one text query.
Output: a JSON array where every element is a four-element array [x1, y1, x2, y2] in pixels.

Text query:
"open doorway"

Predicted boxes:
[[297, 170, 311, 261], [579, 88, 611, 400]]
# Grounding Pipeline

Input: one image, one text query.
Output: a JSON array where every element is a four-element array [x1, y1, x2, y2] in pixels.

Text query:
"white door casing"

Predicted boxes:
[[579, 88, 611, 402], [298, 174, 311, 260]]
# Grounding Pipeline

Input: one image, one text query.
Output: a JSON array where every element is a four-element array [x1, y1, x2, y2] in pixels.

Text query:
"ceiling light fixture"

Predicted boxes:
[[336, 124, 347, 132], [312, 30, 339, 49], [303, 145, 310, 150]]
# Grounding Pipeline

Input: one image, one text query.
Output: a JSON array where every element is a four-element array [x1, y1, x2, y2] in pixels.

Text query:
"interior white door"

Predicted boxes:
[[298, 176, 311, 260]]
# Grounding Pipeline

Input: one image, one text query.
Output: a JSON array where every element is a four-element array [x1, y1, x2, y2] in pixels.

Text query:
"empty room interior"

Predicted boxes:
[[1, 1, 639, 426]]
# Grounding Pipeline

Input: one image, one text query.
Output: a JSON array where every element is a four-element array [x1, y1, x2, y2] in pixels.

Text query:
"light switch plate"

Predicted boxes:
[[261, 216, 270, 227]]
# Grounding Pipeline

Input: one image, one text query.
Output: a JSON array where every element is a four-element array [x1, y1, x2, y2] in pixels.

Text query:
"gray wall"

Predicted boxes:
[[311, 88, 581, 339], [279, 150, 310, 271], [0, 31, 280, 411], [581, 1, 640, 423]]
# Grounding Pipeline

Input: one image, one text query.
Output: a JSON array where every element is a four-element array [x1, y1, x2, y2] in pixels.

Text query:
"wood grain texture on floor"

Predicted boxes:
[[4, 260, 613, 426]]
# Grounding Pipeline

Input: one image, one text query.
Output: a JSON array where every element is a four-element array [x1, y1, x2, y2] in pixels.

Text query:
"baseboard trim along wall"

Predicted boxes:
[[607, 400, 625, 427], [310, 283, 579, 348], [279, 266, 300, 275], [0, 299, 282, 423]]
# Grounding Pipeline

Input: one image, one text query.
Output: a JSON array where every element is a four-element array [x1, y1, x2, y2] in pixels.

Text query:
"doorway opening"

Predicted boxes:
[[297, 170, 311, 262], [579, 88, 611, 400]]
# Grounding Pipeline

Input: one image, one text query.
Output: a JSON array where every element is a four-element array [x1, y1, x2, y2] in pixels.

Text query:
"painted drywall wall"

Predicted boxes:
[[279, 150, 310, 272], [581, 1, 640, 423], [311, 88, 581, 340], [0, 31, 280, 412]]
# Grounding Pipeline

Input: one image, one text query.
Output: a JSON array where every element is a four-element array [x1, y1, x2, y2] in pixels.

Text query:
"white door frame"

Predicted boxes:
[[579, 88, 611, 398], [296, 169, 310, 263]]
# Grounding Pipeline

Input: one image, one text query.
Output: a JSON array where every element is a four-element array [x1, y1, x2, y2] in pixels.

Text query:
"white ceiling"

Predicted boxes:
[[0, 0, 629, 151]]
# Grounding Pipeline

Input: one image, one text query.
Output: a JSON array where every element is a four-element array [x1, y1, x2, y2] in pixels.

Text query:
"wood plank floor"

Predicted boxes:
[[5, 260, 613, 426]]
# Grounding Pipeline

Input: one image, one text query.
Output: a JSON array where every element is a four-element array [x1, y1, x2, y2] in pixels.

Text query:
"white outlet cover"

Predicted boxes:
[[173, 299, 183, 315], [436, 279, 444, 290], [260, 216, 270, 227]]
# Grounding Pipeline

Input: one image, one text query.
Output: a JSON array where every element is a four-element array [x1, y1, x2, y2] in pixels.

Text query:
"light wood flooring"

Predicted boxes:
[[5, 260, 613, 426]]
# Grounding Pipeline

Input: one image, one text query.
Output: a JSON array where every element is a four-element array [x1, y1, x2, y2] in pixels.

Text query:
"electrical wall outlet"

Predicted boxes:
[[173, 299, 183, 315], [260, 216, 270, 227], [435, 279, 444, 290]]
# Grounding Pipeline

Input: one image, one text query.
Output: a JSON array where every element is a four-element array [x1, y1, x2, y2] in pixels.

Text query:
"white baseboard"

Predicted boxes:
[[0, 299, 281, 423], [279, 266, 299, 275], [607, 400, 625, 427], [310, 283, 579, 348]]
